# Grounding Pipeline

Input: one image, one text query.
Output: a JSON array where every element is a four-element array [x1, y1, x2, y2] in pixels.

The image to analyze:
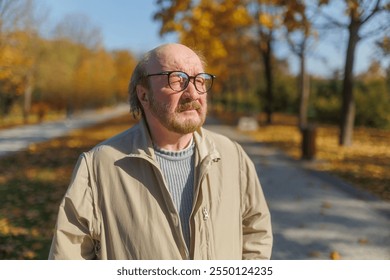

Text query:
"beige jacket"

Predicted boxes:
[[49, 119, 273, 260]]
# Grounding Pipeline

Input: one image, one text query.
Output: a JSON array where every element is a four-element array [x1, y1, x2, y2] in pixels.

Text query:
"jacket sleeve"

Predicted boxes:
[[236, 143, 273, 260], [48, 154, 98, 260]]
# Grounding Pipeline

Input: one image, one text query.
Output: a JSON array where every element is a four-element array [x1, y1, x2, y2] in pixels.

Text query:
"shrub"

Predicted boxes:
[[355, 80, 390, 128]]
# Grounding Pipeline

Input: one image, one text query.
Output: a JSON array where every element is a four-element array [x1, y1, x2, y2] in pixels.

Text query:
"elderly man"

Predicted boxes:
[[49, 43, 272, 260]]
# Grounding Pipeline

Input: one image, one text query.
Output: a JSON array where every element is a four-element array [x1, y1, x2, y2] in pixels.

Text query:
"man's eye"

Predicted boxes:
[[195, 78, 205, 85], [170, 75, 186, 83], [170, 76, 181, 81]]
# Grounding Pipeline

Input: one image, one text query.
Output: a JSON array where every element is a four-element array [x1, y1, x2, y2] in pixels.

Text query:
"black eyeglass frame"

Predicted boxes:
[[146, 71, 216, 93]]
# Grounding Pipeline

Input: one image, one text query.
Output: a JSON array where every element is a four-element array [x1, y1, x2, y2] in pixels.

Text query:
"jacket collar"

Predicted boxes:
[[128, 118, 220, 162], [193, 125, 220, 162], [126, 118, 155, 160]]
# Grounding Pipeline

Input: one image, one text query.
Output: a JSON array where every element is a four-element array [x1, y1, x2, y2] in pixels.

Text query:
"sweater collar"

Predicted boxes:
[[128, 118, 220, 162]]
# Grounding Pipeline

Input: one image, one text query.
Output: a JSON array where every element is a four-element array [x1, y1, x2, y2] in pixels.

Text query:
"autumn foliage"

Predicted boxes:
[[0, 0, 137, 123], [154, 0, 390, 133], [1, 36, 136, 119]]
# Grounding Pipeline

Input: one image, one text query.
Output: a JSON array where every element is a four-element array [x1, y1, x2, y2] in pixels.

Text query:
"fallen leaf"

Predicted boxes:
[[322, 201, 332, 209], [308, 251, 321, 258], [330, 251, 341, 260], [22, 249, 36, 259], [358, 238, 369, 245]]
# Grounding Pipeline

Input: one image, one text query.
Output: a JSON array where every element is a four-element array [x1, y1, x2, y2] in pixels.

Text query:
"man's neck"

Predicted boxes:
[[146, 120, 194, 151], [153, 134, 194, 151]]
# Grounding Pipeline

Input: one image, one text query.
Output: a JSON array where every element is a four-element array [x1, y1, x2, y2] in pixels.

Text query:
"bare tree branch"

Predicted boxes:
[[361, 0, 382, 25], [360, 24, 390, 40], [52, 13, 103, 49]]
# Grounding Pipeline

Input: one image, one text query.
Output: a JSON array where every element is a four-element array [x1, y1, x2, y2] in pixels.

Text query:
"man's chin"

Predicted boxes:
[[169, 117, 205, 134]]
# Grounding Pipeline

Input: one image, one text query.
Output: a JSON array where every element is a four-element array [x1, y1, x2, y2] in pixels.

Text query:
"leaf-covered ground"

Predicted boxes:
[[0, 114, 135, 259], [246, 113, 390, 201]]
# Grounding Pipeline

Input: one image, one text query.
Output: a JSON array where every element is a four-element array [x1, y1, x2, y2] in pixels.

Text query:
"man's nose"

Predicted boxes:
[[183, 79, 200, 99]]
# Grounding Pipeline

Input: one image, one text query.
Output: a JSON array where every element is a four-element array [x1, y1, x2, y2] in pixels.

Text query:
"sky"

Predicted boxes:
[[35, 0, 387, 78], [36, 0, 178, 55]]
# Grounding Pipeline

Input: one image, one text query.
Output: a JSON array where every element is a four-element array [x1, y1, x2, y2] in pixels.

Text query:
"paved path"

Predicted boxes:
[[0, 104, 129, 157], [204, 121, 390, 260]]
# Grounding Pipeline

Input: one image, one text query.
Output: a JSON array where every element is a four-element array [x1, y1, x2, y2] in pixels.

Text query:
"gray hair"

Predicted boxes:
[[128, 50, 153, 119]]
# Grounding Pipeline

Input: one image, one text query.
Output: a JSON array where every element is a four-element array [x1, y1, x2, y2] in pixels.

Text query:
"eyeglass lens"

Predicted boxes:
[[169, 72, 213, 93]]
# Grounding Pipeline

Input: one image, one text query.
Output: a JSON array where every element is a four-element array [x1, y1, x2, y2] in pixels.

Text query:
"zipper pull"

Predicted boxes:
[[202, 207, 209, 221]]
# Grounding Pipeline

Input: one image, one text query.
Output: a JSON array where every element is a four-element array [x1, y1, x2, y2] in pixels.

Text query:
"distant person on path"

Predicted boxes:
[[49, 43, 273, 260]]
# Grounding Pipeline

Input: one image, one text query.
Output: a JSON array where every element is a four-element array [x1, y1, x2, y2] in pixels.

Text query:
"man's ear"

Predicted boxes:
[[136, 85, 149, 104]]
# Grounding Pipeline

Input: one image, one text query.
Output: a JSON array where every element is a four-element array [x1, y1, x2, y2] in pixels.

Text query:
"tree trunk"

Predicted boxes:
[[260, 34, 274, 124], [0, 95, 15, 117], [339, 19, 360, 146], [298, 52, 310, 129], [23, 73, 34, 124]]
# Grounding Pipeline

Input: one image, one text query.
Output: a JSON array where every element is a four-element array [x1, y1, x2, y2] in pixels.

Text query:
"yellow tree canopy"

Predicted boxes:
[[111, 50, 137, 102], [166, 0, 255, 93], [0, 31, 34, 97], [72, 48, 116, 108], [34, 38, 82, 108]]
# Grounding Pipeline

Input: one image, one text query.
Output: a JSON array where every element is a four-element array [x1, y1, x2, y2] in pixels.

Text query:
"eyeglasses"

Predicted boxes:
[[146, 71, 215, 93]]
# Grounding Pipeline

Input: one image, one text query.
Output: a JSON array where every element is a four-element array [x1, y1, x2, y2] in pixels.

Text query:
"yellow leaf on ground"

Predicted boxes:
[[330, 251, 341, 260], [358, 238, 369, 245]]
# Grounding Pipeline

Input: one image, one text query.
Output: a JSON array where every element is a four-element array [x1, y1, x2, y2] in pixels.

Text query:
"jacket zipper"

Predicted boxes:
[[192, 155, 219, 259], [202, 206, 212, 259], [202, 207, 209, 221], [192, 155, 219, 217], [128, 154, 190, 259]]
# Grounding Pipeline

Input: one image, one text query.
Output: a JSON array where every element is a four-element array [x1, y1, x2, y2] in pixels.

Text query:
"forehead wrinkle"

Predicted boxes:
[[155, 48, 203, 74]]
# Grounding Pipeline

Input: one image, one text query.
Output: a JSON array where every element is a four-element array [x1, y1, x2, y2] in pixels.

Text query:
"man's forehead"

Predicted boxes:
[[147, 45, 203, 72]]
